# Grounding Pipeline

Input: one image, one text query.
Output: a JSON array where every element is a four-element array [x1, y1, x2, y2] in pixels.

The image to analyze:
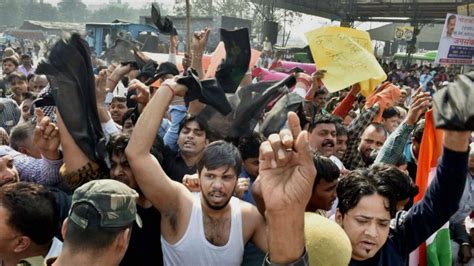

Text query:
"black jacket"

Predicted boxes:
[[350, 147, 469, 266]]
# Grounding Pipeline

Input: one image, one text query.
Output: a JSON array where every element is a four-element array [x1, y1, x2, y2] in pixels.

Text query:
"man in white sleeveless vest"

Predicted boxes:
[[126, 78, 314, 265]]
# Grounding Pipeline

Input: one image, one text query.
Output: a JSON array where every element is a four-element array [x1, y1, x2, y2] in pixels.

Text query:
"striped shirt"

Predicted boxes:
[[0, 146, 63, 186]]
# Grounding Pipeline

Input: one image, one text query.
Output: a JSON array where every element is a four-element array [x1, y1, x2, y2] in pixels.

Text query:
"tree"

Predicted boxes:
[[173, 0, 252, 19], [22, 2, 59, 22], [58, 0, 87, 23], [88, 4, 134, 23], [0, 0, 21, 26]]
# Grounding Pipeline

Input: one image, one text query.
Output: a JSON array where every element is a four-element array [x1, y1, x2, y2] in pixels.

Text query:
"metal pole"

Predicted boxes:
[[186, 0, 192, 55]]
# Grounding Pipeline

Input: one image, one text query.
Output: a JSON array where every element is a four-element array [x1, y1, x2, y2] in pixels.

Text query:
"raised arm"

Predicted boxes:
[[125, 80, 193, 215], [398, 129, 470, 254], [167, 35, 177, 65], [375, 89, 430, 165], [191, 28, 210, 80], [332, 84, 360, 118], [257, 112, 316, 264]]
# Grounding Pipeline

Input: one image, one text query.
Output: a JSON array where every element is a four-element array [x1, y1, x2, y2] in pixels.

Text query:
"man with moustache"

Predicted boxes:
[[126, 81, 269, 264], [308, 115, 338, 157]]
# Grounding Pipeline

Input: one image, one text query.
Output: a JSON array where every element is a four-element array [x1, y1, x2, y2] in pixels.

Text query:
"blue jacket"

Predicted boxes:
[[350, 147, 469, 266]]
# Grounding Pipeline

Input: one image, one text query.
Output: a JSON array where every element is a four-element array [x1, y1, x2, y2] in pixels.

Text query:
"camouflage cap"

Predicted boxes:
[[69, 179, 142, 229]]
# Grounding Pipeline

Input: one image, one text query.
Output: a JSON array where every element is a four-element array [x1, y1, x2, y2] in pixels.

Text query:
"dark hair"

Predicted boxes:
[[336, 123, 347, 137], [370, 163, 418, 201], [347, 111, 357, 119], [7, 71, 27, 83], [413, 119, 425, 143], [313, 156, 340, 189], [22, 91, 36, 101], [448, 14, 456, 22], [308, 114, 339, 133], [382, 106, 400, 119], [3, 56, 19, 67], [111, 96, 127, 103], [121, 108, 138, 127], [0, 182, 58, 245], [337, 166, 397, 218], [237, 132, 265, 161], [21, 54, 31, 60], [9, 121, 35, 152], [65, 203, 130, 251], [315, 87, 328, 97], [26, 73, 35, 82], [197, 140, 242, 177], [107, 133, 164, 165], [178, 114, 208, 137]]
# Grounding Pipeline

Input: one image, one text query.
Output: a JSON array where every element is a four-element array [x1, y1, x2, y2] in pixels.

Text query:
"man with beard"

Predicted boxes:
[[342, 106, 383, 170], [0, 57, 18, 97], [125, 80, 270, 265], [107, 133, 163, 266]]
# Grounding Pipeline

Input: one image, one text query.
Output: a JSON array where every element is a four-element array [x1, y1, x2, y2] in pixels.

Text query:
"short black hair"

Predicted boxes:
[[0, 182, 58, 245], [22, 91, 36, 102], [382, 106, 400, 119], [178, 114, 208, 137], [413, 119, 425, 143], [121, 108, 138, 127], [27, 73, 35, 82], [197, 140, 242, 177], [448, 14, 456, 22], [308, 114, 339, 133], [370, 163, 418, 201], [337, 165, 398, 218], [65, 202, 131, 252], [7, 71, 27, 83], [107, 133, 165, 165], [111, 96, 127, 103], [336, 123, 347, 137], [237, 132, 265, 161], [313, 156, 340, 188], [346, 111, 357, 119]]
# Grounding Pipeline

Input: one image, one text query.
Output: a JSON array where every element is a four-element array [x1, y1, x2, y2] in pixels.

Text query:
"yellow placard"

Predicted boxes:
[[305, 26, 387, 96]]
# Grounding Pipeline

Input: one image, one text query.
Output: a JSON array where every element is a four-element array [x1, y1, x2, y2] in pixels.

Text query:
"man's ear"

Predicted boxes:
[[335, 208, 343, 226], [18, 146, 29, 156], [61, 218, 69, 240], [13, 236, 31, 253], [115, 227, 131, 253]]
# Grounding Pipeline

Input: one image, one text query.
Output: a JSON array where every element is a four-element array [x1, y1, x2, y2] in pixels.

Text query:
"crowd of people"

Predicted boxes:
[[0, 20, 472, 266]]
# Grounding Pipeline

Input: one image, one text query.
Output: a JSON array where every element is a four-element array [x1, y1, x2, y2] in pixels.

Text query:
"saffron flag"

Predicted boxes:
[[409, 110, 451, 266]]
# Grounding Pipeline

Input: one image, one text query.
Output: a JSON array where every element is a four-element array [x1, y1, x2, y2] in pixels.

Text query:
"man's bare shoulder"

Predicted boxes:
[[239, 198, 264, 220]]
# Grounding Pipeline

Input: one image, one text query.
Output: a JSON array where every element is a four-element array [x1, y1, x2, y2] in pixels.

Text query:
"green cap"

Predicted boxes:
[[69, 179, 142, 229]]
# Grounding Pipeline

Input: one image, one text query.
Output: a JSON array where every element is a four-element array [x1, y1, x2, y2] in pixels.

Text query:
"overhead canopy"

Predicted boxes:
[[251, 0, 464, 23]]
